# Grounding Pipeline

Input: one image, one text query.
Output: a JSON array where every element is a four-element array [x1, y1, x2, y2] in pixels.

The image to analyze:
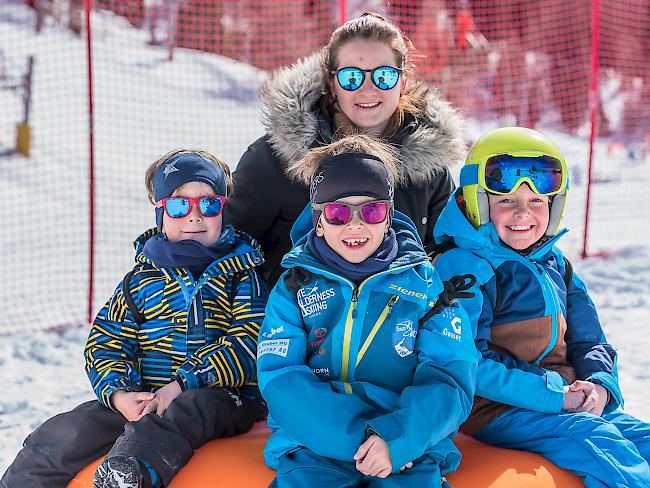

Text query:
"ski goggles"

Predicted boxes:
[[155, 195, 226, 218], [330, 66, 403, 91], [460, 154, 567, 196], [312, 200, 392, 225]]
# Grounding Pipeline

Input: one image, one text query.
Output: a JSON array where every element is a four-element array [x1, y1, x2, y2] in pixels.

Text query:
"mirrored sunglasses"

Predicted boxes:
[[312, 200, 392, 225], [330, 66, 402, 91], [155, 195, 226, 218]]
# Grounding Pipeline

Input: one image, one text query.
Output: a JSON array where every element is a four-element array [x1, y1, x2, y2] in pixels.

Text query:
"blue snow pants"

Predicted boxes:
[[269, 447, 450, 488], [475, 408, 650, 488]]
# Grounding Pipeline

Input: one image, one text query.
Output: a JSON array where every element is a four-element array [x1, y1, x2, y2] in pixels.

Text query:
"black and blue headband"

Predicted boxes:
[[153, 152, 228, 230]]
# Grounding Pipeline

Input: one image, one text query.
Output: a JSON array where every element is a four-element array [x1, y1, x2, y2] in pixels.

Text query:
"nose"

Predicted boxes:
[[514, 203, 531, 217], [358, 74, 376, 92], [346, 210, 364, 227], [187, 202, 203, 221]]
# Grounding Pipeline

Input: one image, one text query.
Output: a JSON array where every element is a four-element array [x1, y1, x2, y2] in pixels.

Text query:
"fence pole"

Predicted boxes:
[[85, 0, 95, 324], [582, 0, 600, 259]]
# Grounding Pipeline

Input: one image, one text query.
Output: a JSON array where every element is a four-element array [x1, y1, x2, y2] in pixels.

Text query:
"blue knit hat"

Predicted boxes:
[[310, 152, 394, 226], [153, 152, 228, 231]]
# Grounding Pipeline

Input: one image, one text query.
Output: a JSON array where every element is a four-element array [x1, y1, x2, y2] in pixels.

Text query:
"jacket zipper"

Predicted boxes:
[[355, 294, 400, 367]]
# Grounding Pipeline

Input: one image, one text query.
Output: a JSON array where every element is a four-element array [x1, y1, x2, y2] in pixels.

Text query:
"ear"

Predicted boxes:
[[316, 221, 325, 237]]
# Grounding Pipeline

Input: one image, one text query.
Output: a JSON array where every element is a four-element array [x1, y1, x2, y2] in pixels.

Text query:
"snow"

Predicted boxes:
[[1, 0, 649, 476]]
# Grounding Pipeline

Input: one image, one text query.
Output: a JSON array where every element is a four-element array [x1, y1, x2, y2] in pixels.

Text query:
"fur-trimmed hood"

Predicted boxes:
[[259, 53, 466, 186]]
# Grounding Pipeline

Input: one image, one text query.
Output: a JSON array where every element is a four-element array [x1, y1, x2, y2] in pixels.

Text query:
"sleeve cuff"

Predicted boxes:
[[544, 370, 566, 413], [175, 375, 188, 391], [175, 367, 199, 390], [366, 415, 410, 474]]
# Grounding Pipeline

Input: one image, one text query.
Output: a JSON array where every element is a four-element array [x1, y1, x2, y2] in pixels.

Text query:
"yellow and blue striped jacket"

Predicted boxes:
[[84, 227, 268, 410]]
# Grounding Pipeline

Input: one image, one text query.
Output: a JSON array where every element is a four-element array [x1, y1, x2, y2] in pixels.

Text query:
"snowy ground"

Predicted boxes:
[[1, 0, 649, 476]]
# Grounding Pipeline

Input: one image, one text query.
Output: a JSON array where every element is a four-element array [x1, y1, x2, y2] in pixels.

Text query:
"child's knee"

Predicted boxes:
[[26, 413, 91, 459]]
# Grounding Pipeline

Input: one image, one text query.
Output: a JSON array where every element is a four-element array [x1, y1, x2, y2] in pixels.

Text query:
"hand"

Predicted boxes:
[[354, 434, 393, 478], [562, 385, 585, 411], [142, 380, 182, 416], [111, 390, 155, 421], [567, 381, 609, 416], [400, 462, 414, 472]]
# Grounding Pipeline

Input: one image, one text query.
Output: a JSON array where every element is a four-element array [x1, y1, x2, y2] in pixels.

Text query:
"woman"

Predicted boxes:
[[228, 12, 465, 286]]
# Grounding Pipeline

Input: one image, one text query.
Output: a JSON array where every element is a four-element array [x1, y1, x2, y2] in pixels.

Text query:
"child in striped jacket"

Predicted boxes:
[[1, 150, 268, 488]]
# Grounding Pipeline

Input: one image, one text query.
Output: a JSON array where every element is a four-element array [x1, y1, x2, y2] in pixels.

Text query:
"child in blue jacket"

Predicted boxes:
[[433, 127, 650, 487], [1, 150, 268, 488], [257, 135, 478, 487]]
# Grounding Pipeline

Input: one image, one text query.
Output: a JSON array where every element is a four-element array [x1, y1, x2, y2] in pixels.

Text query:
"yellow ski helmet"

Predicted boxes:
[[460, 127, 569, 236]]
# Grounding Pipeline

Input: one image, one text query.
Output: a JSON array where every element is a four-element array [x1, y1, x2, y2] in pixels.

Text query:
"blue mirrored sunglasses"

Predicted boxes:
[[155, 196, 226, 218], [330, 66, 403, 91]]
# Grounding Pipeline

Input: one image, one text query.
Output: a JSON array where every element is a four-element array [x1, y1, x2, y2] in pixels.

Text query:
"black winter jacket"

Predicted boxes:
[[228, 54, 465, 286]]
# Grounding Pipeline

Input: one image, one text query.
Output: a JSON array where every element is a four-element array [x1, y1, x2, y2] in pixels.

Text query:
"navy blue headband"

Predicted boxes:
[[310, 152, 394, 226], [153, 152, 228, 230]]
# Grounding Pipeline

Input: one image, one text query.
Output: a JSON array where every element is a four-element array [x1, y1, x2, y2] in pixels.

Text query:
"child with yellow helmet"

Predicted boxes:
[[432, 127, 650, 487]]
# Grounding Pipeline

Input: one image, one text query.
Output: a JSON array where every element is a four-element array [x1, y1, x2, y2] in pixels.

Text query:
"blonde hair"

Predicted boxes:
[[288, 134, 399, 185], [320, 12, 429, 139], [144, 149, 233, 204]]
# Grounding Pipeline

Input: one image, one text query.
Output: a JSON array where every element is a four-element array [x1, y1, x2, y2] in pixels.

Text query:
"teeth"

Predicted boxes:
[[509, 225, 532, 231], [343, 238, 368, 246], [357, 102, 379, 108]]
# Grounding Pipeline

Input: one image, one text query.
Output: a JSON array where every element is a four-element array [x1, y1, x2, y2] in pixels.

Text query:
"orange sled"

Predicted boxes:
[[68, 422, 582, 487]]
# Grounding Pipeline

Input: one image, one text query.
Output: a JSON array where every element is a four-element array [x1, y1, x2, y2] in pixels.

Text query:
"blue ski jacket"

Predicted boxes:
[[433, 191, 621, 435], [257, 209, 477, 474]]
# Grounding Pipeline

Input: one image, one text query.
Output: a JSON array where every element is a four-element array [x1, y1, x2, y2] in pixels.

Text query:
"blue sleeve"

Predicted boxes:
[[565, 269, 622, 412], [257, 278, 379, 461], [436, 252, 565, 413], [176, 269, 268, 390], [84, 276, 142, 410], [366, 300, 477, 472]]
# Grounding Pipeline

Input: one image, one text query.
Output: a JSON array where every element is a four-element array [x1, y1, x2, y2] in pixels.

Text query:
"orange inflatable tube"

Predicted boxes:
[[68, 422, 582, 487]]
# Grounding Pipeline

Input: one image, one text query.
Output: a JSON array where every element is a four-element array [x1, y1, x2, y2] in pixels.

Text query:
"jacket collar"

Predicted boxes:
[[283, 205, 428, 281], [133, 227, 264, 277], [434, 189, 568, 262]]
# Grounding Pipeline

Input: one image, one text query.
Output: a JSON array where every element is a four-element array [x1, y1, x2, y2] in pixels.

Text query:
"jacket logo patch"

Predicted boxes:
[[297, 285, 335, 318], [393, 320, 417, 357], [261, 326, 284, 339], [389, 284, 426, 300], [309, 327, 328, 347], [441, 308, 463, 342], [258, 339, 290, 358]]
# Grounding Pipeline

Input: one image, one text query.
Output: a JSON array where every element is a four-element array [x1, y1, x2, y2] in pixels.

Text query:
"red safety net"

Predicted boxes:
[[1, 0, 648, 331]]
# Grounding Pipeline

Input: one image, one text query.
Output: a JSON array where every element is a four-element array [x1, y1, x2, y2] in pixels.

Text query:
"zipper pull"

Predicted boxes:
[[386, 294, 399, 317], [351, 288, 358, 319]]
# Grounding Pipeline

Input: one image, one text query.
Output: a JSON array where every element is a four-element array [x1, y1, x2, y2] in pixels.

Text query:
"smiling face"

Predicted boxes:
[[162, 181, 223, 246], [488, 184, 550, 250], [329, 39, 405, 136], [316, 195, 390, 263]]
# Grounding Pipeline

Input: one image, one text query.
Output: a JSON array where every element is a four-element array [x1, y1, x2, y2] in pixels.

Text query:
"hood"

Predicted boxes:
[[260, 53, 466, 186], [433, 189, 568, 260], [133, 226, 264, 271], [285, 204, 427, 271]]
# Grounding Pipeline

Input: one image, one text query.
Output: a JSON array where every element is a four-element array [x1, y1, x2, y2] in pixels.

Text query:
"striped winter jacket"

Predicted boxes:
[[85, 227, 268, 410], [432, 191, 621, 435]]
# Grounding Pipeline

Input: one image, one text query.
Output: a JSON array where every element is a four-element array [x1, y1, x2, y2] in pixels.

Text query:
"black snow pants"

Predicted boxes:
[[0, 387, 266, 488]]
